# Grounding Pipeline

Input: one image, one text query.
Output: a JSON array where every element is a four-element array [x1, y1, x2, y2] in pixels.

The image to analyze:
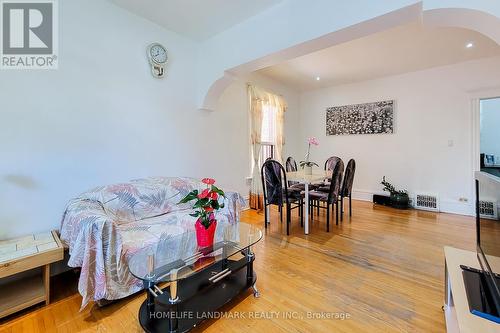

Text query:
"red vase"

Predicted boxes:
[[195, 219, 217, 248]]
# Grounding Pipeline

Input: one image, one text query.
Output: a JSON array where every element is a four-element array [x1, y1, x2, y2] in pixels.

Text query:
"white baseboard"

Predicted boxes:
[[351, 189, 375, 202], [440, 201, 474, 216]]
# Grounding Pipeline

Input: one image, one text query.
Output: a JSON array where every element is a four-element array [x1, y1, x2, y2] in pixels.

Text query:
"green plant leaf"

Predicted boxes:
[[193, 198, 210, 208], [178, 190, 199, 204], [178, 194, 194, 204], [211, 185, 225, 197]]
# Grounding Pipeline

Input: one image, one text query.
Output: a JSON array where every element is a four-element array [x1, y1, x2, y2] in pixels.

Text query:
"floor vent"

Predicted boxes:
[[479, 200, 498, 220], [414, 194, 439, 212]]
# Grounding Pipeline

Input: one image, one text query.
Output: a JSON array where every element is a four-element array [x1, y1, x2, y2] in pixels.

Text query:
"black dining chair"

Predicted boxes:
[[285, 156, 297, 173], [285, 156, 306, 191], [339, 159, 356, 220], [312, 156, 341, 188], [312, 156, 343, 216], [307, 159, 344, 231], [261, 159, 303, 235], [325, 156, 341, 172], [317, 156, 343, 190]]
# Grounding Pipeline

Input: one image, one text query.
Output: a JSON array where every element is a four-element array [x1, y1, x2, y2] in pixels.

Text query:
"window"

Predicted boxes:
[[258, 104, 278, 167], [260, 104, 277, 145], [248, 84, 286, 210]]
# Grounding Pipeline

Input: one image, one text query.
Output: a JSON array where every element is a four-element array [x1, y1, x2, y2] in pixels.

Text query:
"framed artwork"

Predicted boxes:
[[326, 100, 394, 135]]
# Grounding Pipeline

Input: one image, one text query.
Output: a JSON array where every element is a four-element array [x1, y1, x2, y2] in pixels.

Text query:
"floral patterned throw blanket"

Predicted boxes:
[[59, 177, 245, 309]]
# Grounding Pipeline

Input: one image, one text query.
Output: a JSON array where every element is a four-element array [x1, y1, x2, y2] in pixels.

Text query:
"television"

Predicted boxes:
[[462, 171, 500, 323]]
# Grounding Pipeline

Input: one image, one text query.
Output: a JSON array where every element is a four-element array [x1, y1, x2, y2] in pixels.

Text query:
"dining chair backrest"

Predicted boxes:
[[326, 159, 344, 204], [285, 156, 299, 187], [341, 159, 356, 197], [261, 159, 289, 206], [285, 156, 298, 172], [325, 156, 342, 171]]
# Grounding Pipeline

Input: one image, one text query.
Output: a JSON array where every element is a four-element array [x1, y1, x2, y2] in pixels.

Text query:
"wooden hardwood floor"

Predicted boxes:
[[0, 200, 476, 332]]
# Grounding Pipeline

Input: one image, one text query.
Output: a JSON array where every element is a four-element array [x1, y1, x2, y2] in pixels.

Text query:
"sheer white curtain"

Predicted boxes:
[[248, 84, 287, 210]]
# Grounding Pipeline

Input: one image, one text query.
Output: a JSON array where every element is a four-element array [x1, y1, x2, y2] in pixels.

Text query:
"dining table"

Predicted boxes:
[[286, 170, 329, 235]]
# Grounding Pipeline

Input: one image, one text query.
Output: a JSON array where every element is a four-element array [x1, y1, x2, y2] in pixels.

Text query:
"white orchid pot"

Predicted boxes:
[[304, 165, 313, 175]]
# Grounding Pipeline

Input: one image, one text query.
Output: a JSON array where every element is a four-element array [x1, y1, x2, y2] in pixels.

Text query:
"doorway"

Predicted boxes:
[[479, 97, 500, 177]]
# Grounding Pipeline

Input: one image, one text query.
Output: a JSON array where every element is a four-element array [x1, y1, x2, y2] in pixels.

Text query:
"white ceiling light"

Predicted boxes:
[[466, 42, 474, 48], [316, 76, 321, 81]]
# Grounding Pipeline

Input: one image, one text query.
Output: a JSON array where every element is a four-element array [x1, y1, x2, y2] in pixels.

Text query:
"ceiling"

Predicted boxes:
[[256, 23, 500, 91], [110, 0, 283, 41]]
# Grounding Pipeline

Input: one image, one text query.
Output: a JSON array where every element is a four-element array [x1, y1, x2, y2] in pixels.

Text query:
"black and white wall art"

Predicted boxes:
[[326, 100, 394, 135]]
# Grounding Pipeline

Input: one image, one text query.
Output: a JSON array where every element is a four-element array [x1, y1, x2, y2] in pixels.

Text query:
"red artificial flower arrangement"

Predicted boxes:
[[178, 178, 226, 247]]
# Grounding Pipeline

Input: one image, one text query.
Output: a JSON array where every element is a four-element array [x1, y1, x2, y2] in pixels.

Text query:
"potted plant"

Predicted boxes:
[[178, 178, 226, 247], [381, 176, 409, 209], [300, 137, 319, 175]]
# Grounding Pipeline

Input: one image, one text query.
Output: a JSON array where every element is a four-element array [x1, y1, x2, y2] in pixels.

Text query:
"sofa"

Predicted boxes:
[[59, 177, 245, 309]]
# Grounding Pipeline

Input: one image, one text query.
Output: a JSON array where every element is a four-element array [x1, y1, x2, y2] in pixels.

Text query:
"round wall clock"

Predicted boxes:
[[147, 43, 168, 78]]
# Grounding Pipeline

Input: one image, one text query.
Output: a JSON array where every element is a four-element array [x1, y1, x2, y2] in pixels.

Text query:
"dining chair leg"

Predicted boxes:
[[286, 204, 291, 236], [299, 200, 304, 227], [336, 202, 339, 225], [309, 199, 313, 220], [317, 200, 320, 216], [280, 204, 283, 223], [298, 200, 303, 226], [264, 204, 268, 229], [349, 194, 352, 216], [340, 197, 344, 222], [326, 203, 330, 232]]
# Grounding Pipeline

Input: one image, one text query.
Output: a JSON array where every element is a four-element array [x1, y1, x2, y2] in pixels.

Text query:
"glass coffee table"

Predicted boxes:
[[128, 221, 262, 333]]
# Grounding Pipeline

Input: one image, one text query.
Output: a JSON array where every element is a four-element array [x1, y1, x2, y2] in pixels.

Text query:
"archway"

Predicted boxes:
[[199, 5, 500, 111]]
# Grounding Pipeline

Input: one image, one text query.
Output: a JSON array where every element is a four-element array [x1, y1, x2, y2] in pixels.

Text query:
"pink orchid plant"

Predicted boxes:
[[178, 178, 225, 229], [300, 137, 320, 168]]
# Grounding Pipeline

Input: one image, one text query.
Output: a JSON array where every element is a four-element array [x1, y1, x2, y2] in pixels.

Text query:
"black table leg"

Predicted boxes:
[[246, 250, 259, 297], [145, 280, 156, 315]]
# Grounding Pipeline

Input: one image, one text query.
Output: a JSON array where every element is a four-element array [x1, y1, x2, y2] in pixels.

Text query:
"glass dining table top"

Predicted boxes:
[[128, 222, 262, 284], [286, 170, 329, 183]]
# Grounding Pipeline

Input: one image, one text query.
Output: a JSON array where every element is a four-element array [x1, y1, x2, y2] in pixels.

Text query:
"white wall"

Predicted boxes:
[[480, 98, 500, 159], [0, 0, 300, 239], [298, 56, 500, 215], [0, 0, 192, 238]]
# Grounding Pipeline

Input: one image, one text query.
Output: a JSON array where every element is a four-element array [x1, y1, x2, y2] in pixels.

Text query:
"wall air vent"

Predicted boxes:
[[414, 193, 439, 212], [479, 200, 498, 220]]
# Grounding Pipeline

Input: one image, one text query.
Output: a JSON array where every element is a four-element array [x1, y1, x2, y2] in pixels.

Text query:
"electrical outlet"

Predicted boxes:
[[459, 197, 468, 203]]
